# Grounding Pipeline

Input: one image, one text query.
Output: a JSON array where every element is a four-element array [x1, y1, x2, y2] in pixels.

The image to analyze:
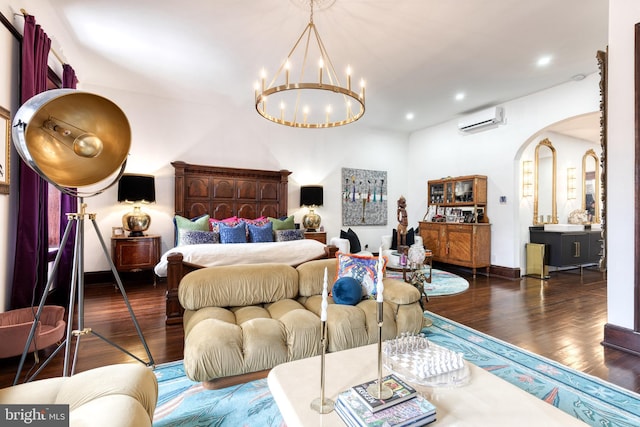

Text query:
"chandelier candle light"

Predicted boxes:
[[311, 267, 334, 413], [367, 248, 393, 399], [254, 0, 365, 128]]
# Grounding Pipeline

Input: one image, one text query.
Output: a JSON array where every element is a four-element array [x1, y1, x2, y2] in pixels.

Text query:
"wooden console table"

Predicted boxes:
[[419, 221, 490, 277]]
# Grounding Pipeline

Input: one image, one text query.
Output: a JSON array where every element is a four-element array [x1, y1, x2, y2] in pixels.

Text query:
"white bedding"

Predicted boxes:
[[154, 239, 328, 277]]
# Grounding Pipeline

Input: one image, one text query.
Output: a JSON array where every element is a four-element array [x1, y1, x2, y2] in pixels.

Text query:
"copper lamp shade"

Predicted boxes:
[[10, 89, 155, 378], [118, 174, 155, 237], [12, 89, 131, 195], [300, 185, 323, 231]]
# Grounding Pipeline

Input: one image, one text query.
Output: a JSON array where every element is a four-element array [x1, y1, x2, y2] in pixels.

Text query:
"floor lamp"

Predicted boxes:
[[11, 89, 155, 384]]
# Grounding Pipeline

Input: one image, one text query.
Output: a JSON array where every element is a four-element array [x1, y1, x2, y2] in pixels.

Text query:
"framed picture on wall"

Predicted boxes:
[[341, 167, 387, 226], [0, 105, 10, 195]]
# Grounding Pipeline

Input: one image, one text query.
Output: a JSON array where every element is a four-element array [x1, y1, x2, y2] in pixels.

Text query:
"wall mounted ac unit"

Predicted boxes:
[[458, 106, 505, 133]]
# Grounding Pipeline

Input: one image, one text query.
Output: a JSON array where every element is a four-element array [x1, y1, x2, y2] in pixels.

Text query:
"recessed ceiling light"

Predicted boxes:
[[537, 55, 552, 67], [405, 112, 415, 120], [455, 92, 465, 101], [571, 73, 586, 81]]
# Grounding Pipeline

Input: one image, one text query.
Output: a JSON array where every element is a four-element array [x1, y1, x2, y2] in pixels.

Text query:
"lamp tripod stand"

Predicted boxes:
[[14, 199, 155, 385]]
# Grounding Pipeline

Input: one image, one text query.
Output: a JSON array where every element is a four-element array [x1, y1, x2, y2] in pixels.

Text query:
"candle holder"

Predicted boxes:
[[311, 267, 334, 414], [310, 320, 334, 413], [366, 300, 393, 399]]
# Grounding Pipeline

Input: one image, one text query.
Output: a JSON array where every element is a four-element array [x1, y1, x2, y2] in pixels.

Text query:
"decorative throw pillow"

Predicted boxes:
[[174, 214, 210, 246], [340, 228, 362, 253], [269, 215, 295, 230], [242, 216, 269, 226], [332, 276, 362, 305], [179, 230, 220, 246], [247, 221, 273, 243], [390, 227, 415, 250], [274, 229, 305, 242], [336, 252, 387, 298], [219, 222, 247, 244], [209, 216, 240, 233]]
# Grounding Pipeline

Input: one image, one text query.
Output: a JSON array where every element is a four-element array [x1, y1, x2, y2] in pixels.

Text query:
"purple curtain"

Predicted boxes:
[[55, 64, 79, 306], [10, 15, 51, 309]]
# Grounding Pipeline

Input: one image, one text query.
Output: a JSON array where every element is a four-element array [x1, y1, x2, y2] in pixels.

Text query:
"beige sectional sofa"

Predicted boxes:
[[178, 258, 425, 385], [0, 363, 158, 427]]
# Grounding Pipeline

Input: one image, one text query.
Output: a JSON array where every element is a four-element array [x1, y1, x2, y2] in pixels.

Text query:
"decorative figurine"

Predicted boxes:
[[396, 196, 409, 249]]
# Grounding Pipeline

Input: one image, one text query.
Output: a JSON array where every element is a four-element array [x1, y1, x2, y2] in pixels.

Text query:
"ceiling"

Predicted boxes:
[[48, 0, 608, 135]]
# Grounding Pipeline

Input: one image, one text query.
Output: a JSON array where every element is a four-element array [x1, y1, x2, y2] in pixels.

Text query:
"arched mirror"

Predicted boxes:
[[533, 138, 557, 225], [582, 149, 600, 224]]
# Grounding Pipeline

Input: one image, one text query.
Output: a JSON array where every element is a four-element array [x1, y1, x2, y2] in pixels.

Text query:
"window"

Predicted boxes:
[[47, 183, 61, 250]]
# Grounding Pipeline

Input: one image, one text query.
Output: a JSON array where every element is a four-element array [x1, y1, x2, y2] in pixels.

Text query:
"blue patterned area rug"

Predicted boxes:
[[386, 268, 469, 296], [153, 363, 282, 427], [152, 312, 640, 427], [424, 311, 640, 426]]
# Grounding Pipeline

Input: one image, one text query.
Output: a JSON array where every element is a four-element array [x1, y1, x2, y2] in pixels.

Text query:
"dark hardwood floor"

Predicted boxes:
[[1, 266, 639, 394]]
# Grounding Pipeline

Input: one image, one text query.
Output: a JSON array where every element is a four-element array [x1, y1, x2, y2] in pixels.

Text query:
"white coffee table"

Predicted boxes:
[[268, 344, 587, 426]]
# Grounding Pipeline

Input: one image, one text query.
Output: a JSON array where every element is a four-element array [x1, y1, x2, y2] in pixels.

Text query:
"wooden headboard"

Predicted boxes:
[[172, 161, 292, 220]]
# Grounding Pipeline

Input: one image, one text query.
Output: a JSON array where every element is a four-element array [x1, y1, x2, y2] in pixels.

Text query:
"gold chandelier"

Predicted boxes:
[[255, 0, 365, 129]]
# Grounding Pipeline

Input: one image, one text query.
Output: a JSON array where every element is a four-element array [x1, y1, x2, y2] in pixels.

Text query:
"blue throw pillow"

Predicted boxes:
[[219, 222, 247, 244], [332, 276, 363, 305], [247, 221, 273, 243]]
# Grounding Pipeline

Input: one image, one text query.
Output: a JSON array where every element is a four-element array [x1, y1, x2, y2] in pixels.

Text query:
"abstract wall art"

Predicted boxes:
[[341, 167, 387, 226]]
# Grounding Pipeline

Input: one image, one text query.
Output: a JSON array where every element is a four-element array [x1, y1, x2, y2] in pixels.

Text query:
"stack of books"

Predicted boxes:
[[335, 374, 436, 427]]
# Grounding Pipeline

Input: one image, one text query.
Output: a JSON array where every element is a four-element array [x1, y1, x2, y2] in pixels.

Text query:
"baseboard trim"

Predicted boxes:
[[602, 323, 640, 357], [431, 263, 520, 280], [84, 271, 113, 285], [84, 270, 157, 286], [490, 265, 521, 279]]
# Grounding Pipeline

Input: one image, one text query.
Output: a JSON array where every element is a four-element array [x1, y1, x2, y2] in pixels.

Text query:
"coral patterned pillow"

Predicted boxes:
[[242, 216, 270, 227], [336, 252, 387, 298]]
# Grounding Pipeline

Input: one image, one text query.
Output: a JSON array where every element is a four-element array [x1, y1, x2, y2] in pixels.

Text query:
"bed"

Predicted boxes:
[[161, 161, 335, 324]]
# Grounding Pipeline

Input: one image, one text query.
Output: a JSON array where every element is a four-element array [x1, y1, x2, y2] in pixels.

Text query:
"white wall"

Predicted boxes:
[[0, 12, 19, 311], [78, 83, 411, 271], [84, 73, 599, 273], [606, 0, 640, 329], [407, 73, 600, 270]]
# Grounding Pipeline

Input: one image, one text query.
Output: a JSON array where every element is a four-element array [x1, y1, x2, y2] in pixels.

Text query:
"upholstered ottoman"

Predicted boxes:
[[179, 258, 424, 385]]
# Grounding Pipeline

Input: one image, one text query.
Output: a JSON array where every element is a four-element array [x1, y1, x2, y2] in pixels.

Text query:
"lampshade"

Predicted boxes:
[[300, 185, 323, 231], [300, 185, 323, 207], [118, 174, 155, 203], [118, 174, 155, 236]]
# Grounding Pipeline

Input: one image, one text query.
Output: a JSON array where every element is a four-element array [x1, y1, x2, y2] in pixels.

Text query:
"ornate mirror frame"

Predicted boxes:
[[596, 50, 607, 272], [533, 138, 558, 225], [581, 149, 601, 223]]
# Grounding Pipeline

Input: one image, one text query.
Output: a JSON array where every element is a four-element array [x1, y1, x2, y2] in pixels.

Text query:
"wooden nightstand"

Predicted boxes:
[[303, 231, 326, 244], [111, 235, 161, 276]]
